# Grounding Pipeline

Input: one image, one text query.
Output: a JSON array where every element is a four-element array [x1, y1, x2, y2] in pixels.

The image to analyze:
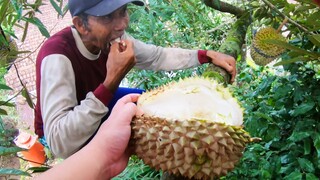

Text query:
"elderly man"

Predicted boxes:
[[34, 0, 236, 158]]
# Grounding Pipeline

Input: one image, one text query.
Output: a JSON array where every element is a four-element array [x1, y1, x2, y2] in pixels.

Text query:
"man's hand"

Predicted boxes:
[[103, 40, 136, 92], [206, 50, 237, 83]]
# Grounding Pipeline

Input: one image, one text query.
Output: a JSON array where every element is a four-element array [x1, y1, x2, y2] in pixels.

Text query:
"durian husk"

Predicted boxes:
[[250, 27, 287, 66], [130, 77, 252, 180], [132, 117, 251, 179], [250, 46, 275, 66], [0, 35, 18, 68]]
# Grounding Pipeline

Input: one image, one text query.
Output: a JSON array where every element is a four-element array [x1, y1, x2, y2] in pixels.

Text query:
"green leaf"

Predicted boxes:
[[274, 56, 310, 66], [22, 16, 50, 38], [260, 169, 271, 179], [307, 34, 320, 48], [316, 91, 320, 106], [303, 138, 311, 155], [283, 171, 303, 180], [0, 146, 25, 156], [306, 173, 318, 180], [62, 4, 69, 16], [297, 158, 315, 173], [313, 134, 320, 158], [264, 39, 320, 58], [280, 164, 295, 175], [0, 83, 13, 90], [0, 108, 8, 115], [21, 20, 29, 42], [0, 101, 15, 107], [13, 1, 22, 20], [289, 131, 311, 142], [27, 166, 51, 173], [274, 84, 292, 99], [291, 100, 315, 117], [254, 112, 273, 122], [0, 168, 30, 176], [49, 0, 63, 16], [21, 87, 34, 109], [264, 124, 281, 141], [293, 87, 304, 103], [0, 0, 10, 24]]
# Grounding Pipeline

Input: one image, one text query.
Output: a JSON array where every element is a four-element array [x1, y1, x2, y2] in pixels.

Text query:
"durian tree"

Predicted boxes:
[[122, 0, 320, 179], [1, 0, 320, 179]]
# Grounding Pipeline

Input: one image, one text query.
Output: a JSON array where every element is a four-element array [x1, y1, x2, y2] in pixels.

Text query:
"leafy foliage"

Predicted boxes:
[[0, 0, 68, 69], [125, 0, 232, 90], [124, 0, 320, 179], [228, 1, 320, 177], [248, 0, 320, 65], [0, 0, 66, 178], [0, 66, 31, 177], [226, 60, 320, 179], [114, 155, 161, 180], [1, 0, 320, 179]]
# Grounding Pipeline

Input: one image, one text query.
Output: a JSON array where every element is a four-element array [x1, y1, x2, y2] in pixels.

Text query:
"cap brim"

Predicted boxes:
[[85, 0, 144, 16]]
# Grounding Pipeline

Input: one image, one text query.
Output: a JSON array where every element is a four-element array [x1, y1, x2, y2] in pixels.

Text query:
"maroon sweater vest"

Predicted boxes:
[[34, 27, 108, 137]]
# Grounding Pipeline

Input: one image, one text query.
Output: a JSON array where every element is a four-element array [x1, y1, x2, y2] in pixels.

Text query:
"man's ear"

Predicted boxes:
[[72, 16, 88, 35]]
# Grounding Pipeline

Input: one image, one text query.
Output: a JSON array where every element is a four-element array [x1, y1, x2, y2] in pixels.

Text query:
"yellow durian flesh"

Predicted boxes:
[[137, 77, 243, 126]]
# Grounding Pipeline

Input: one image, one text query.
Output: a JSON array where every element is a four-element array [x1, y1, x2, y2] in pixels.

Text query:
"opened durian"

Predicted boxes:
[[250, 27, 287, 66], [131, 77, 252, 180]]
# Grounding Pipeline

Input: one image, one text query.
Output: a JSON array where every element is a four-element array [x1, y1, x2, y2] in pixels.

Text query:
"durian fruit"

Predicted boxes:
[[131, 77, 252, 180], [250, 27, 287, 66], [0, 34, 18, 68]]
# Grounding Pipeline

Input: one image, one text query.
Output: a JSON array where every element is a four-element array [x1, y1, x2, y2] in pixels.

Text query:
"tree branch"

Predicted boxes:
[[203, 12, 251, 84], [261, 0, 314, 35], [202, 0, 245, 17]]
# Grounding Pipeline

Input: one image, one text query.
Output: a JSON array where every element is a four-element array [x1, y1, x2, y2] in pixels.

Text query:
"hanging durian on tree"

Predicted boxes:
[[131, 77, 257, 180], [250, 26, 287, 66], [0, 27, 18, 69]]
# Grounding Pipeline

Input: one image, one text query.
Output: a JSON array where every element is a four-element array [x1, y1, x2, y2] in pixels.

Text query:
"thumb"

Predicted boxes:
[[108, 94, 140, 127], [110, 42, 120, 52]]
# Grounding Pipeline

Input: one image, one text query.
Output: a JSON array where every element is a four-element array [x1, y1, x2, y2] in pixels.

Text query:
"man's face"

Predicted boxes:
[[84, 5, 129, 53]]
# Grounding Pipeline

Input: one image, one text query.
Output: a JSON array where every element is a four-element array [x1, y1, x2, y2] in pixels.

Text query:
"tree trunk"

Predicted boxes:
[[203, 12, 251, 84]]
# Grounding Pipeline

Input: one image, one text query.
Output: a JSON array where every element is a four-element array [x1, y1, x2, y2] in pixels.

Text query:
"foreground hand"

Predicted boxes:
[[35, 94, 140, 180], [88, 93, 140, 179], [206, 50, 237, 83]]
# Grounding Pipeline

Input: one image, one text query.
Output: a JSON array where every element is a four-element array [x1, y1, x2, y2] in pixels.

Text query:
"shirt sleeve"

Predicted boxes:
[[122, 33, 202, 71], [40, 54, 109, 158]]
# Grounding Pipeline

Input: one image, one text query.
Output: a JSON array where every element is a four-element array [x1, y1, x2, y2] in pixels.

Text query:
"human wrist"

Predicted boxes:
[[103, 77, 122, 93], [93, 84, 114, 106], [83, 140, 113, 179], [198, 50, 210, 64]]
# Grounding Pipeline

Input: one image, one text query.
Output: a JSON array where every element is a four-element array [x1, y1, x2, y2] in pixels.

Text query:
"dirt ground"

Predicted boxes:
[[0, 109, 58, 180], [0, 117, 23, 180]]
